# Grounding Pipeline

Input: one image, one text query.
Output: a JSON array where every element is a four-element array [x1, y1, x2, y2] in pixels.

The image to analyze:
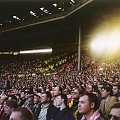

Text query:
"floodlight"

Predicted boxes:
[[19, 48, 52, 54]]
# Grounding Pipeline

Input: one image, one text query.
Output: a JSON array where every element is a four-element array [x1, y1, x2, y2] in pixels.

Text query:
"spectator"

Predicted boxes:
[[33, 93, 41, 120], [98, 83, 104, 93], [109, 102, 120, 120], [69, 88, 83, 120], [36, 91, 58, 120], [9, 107, 34, 120], [53, 94, 75, 120], [53, 85, 62, 107], [23, 94, 34, 112], [112, 85, 120, 101], [18, 91, 26, 107], [99, 85, 118, 119], [0, 100, 18, 120], [78, 92, 104, 120], [97, 83, 104, 102]]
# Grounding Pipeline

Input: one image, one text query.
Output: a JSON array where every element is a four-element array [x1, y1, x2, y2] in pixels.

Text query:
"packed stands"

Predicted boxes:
[[0, 48, 120, 120]]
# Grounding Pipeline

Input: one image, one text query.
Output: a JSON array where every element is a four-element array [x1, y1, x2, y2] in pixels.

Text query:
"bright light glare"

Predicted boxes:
[[88, 10, 120, 59], [90, 34, 107, 54], [90, 30, 120, 55], [20, 48, 52, 54], [107, 31, 120, 51]]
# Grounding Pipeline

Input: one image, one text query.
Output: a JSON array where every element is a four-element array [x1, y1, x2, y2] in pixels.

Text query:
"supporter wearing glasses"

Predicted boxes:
[[109, 102, 120, 120]]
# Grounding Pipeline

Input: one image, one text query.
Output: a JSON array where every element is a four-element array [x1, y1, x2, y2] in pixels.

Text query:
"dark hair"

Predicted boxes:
[[6, 100, 18, 109], [42, 91, 51, 101], [111, 102, 120, 109], [8, 95, 17, 101], [103, 85, 113, 96], [13, 107, 34, 120], [61, 94, 68, 106], [34, 94, 40, 98], [81, 92, 99, 111], [74, 88, 83, 94]]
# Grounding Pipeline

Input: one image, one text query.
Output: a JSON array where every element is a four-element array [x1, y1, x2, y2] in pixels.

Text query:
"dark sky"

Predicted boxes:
[[0, 0, 120, 51]]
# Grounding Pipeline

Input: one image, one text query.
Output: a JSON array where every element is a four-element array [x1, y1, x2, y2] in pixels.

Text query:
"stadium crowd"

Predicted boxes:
[[0, 50, 120, 120]]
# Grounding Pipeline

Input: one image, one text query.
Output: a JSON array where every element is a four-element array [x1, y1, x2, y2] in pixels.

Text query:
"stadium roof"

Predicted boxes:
[[0, 0, 120, 52]]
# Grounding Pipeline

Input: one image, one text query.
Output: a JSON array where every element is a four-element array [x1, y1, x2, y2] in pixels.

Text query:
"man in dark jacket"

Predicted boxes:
[[34, 91, 58, 120], [53, 94, 75, 120]]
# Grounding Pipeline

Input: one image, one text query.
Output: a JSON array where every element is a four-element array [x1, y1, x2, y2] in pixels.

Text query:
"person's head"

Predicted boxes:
[[34, 94, 41, 104], [55, 94, 68, 107], [53, 85, 62, 97], [40, 91, 51, 104], [71, 88, 81, 100], [63, 88, 70, 95], [26, 95, 34, 105], [8, 95, 17, 101], [4, 100, 18, 115], [86, 84, 93, 93], [109, 102, 120, 120], [9, 107, 34, 120], [101, 85, 113, 98], [98, 83, 104, 92], [20, 91, 26, 98], [78, 93, 99, 115], [112, 85, 120, 95]]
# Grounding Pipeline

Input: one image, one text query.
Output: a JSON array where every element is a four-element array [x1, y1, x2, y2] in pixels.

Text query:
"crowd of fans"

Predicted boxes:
[[0, 49, 120, 120]]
